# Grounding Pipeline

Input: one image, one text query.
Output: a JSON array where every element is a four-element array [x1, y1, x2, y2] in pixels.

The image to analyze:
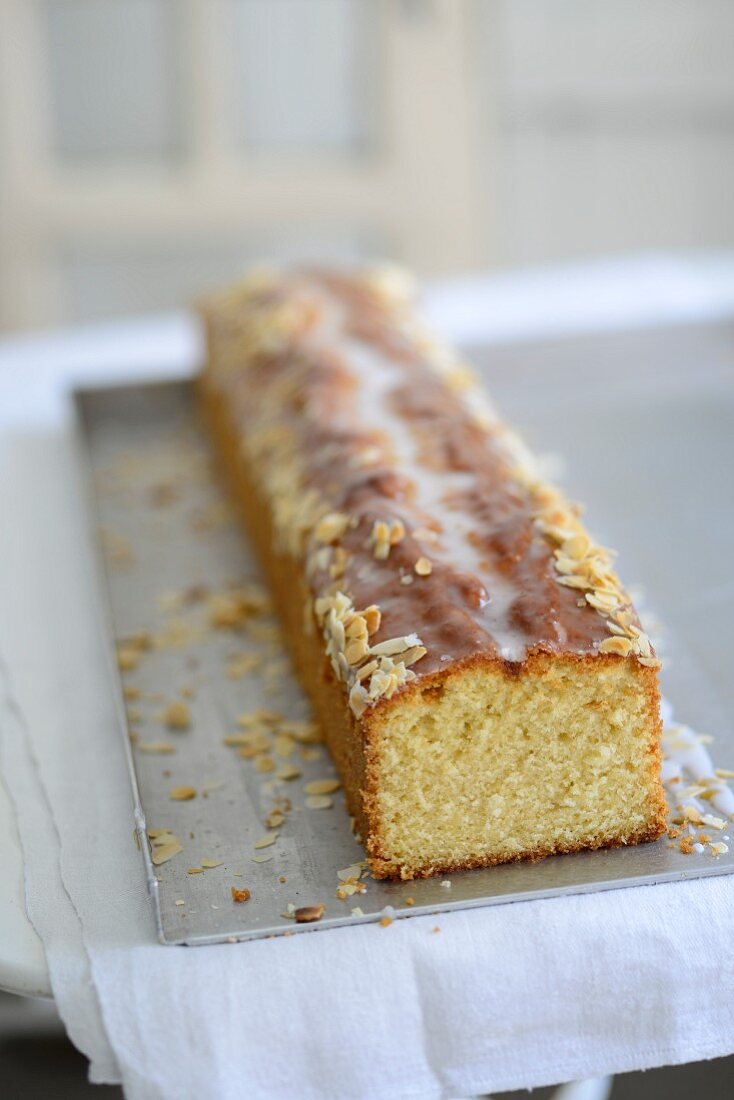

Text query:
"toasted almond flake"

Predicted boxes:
[[400, 574, 414, 586], [170, 786, 196, 801], [265, 811, 285, 829], [638, 656, 663, 669], [150, 837, 182, 865], [363, 605, 381, 635], [305, 778, 341, 796], [276, 763, 302, 781], [274, 734, 296, 757], [175, 899, 185, 906], [253, 754, 275, 774], [414, 557, 432, 576], [163, 701, 191, 730], [355, 659, 380, 682], [701, 813, 726, 830], [226, 652, 260, 679], [337, 864, 364, 881], [336, 883, 359, 899], [715, 768, 734, 779], [254, 833, 278, 849], [350, 906, 365, 917], [710, 842, 729, 856], [200, 858, 224, 868], [137, 741, 176, 754], [598, 636, 633, 657], [314, 511, 351, 544], [401, 645, 427, 667], [295, 904, 325, 923], [231, 886, 251, 903], [306, 795, 333, 810], [187, 867, 204, 875], [117, 648, 140, 671], [251, 853, 274, 863]]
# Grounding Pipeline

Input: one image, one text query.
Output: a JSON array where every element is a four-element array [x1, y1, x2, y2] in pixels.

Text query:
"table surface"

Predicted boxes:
[[2, 270, 733, 998]]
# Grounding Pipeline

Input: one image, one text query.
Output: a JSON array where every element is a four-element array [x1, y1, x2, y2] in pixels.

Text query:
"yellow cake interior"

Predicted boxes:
[[367, 656, 663, 878]]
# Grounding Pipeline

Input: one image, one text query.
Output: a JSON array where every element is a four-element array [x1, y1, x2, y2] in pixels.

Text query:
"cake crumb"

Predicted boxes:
[[231, 886, 251, 904], [379, 916, 393, 928], [679, 836, 695, 854]]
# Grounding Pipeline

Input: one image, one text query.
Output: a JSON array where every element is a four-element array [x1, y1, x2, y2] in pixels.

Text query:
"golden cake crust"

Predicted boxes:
[[199, 267, 667, 880]]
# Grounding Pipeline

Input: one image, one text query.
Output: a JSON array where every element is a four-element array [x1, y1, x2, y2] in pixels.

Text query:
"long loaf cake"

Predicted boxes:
[[199, 267, 667, 880]]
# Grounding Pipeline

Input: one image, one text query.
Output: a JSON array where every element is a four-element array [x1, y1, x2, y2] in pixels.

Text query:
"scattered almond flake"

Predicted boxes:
[[231, 886, 251, 903], [200, 859, 224, 868], [123, 685, 141, 700], [149, 832, 183, 866], [441, 880, 451, 888], [400, 574, 414, 586], [283, 719, 321, 744], [169, 786, 196, 802], [202, 781, 224, 794], [350, 907, 364, 917], [163, 701, 191, 730], [277, 764, 302, 781], [414, 557, 432, 576], [274, 734, 296, 757], [379, 916, 393, 928], [701, 814, 726, 830], [251, 853, 274, 864], [226, 652, 261, 679], [337, 864, 364, 882], [682, 806, 704, 825], [253, 754, 275, 774], [116, 647, 141, 671], [152, 618, 202, 650], [237, 708, 282, 728], [265, 811, 285, 829], [254, 833, 278, 849], [136, 741, 176, 754], [208, 585, 269, 629], [187, 867, 204, 875], [710, 842, 729, 856], [336, 883, 359, 899], [299, 747, 321, 763], [306, 795, 333, 810], [716, 768, 734, 779], [295, 904, 325, 923], [304, 778, 341, 796], [174, 899, 185, 907]]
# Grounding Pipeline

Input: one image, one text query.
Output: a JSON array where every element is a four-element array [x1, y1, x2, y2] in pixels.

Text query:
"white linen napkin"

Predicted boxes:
[[2, 255, 734, 1099]]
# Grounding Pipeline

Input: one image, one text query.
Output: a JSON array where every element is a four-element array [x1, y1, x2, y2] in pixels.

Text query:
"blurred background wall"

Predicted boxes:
[[0, 0, 733, 331]]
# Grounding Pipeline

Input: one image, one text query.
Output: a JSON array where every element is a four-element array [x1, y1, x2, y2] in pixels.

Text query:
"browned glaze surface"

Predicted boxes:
[[207, 271, 615, 674]]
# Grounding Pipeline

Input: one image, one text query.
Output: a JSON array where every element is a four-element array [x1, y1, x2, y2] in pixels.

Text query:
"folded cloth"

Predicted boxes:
[[2, 258, 734, 1100]]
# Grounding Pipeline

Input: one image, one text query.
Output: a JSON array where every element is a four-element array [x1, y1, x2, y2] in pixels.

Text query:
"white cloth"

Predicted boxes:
[[2, 254, 734, 1100]]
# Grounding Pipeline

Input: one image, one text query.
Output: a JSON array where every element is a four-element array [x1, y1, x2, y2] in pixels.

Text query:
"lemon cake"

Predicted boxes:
[[199, 267, 667, 880]]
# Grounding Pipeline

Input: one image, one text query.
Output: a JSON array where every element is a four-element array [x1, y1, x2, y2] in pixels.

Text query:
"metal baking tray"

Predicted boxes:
[[74, 370, 734, 946]]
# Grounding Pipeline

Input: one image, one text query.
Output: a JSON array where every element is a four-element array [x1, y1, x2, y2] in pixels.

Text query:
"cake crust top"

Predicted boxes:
[[202, 267, 659, 717]]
